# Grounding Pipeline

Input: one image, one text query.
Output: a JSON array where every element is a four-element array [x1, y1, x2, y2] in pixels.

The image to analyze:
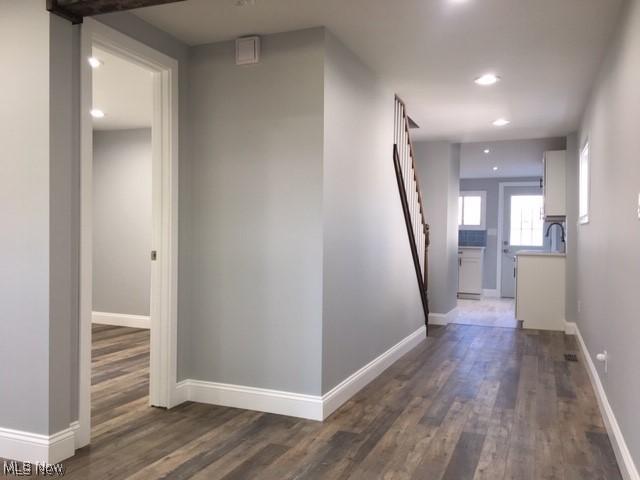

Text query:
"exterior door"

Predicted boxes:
[[500, 186, 548, 298]]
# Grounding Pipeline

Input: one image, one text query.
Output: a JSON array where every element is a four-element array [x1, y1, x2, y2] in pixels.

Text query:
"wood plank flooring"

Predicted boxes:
[[24, 324, 628, 478]]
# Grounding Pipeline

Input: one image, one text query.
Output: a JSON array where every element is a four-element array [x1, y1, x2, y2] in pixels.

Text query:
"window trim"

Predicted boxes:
[[458, 190, 487, 230], [579, 139, 590, 225]]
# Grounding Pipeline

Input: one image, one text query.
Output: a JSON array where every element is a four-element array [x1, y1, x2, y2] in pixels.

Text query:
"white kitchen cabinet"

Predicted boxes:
[[543, 150, 566, 218], [515, 252, 566, 331], [458, 247, 484, 299]]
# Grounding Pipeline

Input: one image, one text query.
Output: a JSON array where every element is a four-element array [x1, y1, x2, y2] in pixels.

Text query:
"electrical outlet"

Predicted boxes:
[[577, 300, 582, 314], [597, 350, 608, 374]]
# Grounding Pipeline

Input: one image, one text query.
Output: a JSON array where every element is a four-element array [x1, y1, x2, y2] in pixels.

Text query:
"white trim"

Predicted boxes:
[[496, 181, 540, 297], [573, 324, 639, 480], [321, 325, 426, 419], [79, 18, 180, 450], [579, 140, 590, 225], [429, 307, 458, 326], [179, 380, 323, 421], [0, 424, 76, 464], [177, 326, 426, 421], [92, 311, 150, 329], [482, 289, 499, 298]]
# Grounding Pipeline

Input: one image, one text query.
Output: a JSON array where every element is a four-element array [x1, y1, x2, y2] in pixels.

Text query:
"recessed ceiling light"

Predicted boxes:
[[493, 166, 499, 171], [484, 149, 490, 154], [88, 57, 102, 69], [90, 109, 105, 118], [493, 118, 510, 127], [475, 73, 500, 86]]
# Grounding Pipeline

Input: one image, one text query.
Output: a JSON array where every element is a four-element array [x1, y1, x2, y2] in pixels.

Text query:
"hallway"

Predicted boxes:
[[54, 324, 620, 479], [451, 298, 520, 329]]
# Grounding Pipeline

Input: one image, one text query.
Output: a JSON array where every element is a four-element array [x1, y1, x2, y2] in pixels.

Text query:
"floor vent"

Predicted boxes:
[[564, 353, 578, 362]]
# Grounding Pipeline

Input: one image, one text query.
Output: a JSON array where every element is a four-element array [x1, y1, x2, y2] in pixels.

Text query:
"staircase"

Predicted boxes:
[[394, 95, 430, 334]]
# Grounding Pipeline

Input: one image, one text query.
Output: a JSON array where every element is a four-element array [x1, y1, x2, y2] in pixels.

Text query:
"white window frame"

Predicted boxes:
[[459, 191, 487, 230], [579, 140, 590, 224]]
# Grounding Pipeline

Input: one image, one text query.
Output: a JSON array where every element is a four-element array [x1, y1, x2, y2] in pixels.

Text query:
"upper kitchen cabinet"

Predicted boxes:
[[543, 150, 566, 219]]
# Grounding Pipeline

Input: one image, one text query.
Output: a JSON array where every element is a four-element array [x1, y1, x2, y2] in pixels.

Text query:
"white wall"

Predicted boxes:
[[187, 28, 325, 395], [321, 31, 424, 393], [93, 129, 152, 316], [573, 0, 640, 469], [414, 141, 460, 315]]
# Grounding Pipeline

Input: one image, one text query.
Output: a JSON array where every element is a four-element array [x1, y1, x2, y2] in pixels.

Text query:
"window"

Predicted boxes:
[[579, 141, 590, 224], [510, 195, 544, 246], [458, 191, 486, 230]]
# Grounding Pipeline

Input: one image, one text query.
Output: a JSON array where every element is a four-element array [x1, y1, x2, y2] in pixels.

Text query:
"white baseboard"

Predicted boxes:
[[177, 325, 427, 421], [564, 321, 577, 335], [321, 325, 426, 419], [429, 308, 457, 326], [573, 324, 639, 480], [178, 380, 323, 420], [92, 311, 150, 329], [482, 289, 499, 298], [0, 423, 76, 464]]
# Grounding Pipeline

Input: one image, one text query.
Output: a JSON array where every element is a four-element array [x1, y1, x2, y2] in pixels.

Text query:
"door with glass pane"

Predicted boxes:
[[501, 186, 547, 298]]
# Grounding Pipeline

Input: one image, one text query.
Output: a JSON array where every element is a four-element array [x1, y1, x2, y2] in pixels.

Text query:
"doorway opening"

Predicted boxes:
[[91, 43, 154, 436], [78, 19, 179, 449]]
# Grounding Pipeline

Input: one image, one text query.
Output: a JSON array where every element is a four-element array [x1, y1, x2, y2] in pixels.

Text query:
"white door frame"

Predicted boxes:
[[78, 18, 179, 448], [496, 181, 539, 298]]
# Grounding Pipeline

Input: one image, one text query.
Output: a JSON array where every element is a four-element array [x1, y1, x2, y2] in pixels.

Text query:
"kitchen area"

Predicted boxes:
[[457, 144, 568, 332]]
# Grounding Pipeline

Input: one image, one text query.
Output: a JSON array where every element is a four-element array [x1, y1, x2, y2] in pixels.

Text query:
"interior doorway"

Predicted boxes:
[[78, 19, 179, 449], [90, 43, 154, 438]]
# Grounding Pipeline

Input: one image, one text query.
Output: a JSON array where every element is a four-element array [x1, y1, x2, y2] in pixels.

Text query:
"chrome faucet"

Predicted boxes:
[[545, 222, 566, 244]]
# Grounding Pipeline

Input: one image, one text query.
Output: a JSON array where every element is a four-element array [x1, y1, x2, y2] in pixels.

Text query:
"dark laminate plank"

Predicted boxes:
[[441, 431, 486, 480], [28, 324, 621, 480], [220, 443, 289, 480]]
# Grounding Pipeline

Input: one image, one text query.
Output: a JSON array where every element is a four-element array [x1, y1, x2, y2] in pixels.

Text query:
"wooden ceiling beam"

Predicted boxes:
[[47, 0, 187, 24]]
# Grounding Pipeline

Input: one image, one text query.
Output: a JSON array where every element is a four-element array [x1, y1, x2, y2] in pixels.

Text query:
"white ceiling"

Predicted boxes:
[[133, 0, 623, 142], [459, 137, 566, 179], [92, 47, 153, 130]]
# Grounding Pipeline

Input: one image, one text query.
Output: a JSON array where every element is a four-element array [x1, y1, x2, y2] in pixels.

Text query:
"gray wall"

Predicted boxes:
[[564, 133, 578, 324], [187, 28, 325, 394], [414, 141, 460, 315], [321, 31, 424, 393], [573, 0, 640, 467], [93, 129, 152, 316], [459, 176, 542, 290], [0, 1, 79, 435]]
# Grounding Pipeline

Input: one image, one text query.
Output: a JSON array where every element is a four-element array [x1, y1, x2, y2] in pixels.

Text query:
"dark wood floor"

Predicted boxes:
[[55, 324, 621, 479]]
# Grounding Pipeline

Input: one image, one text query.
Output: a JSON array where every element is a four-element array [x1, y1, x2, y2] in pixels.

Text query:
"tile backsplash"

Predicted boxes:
[[459, 229, 487, 247]]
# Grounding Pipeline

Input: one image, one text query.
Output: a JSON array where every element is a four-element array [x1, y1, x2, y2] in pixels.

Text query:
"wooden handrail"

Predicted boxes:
[[394, 145, 430, 331], [393, 95, 430, 335]]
